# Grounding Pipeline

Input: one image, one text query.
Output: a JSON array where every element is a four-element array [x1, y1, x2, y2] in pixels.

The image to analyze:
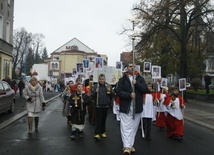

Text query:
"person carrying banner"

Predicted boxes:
[[69, 84, 90, 140], [116, 62, 148, 155], [91, 74, 114, 141]]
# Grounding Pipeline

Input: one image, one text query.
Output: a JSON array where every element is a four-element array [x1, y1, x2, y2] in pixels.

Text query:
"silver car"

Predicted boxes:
[[0, 81, 15, 114]]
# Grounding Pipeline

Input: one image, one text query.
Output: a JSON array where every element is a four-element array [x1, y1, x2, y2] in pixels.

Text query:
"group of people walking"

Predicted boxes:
[[12, 61, 186, 155], [62, 74, 114, 141], [114, 62, 186, 155], [60, 62, 186, 155]]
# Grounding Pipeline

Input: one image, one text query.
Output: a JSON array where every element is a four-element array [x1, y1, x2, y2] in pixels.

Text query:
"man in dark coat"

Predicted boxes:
[[18, 78, 25, 97], [116, 62, 148, 155], [204, 74, 211, 94]]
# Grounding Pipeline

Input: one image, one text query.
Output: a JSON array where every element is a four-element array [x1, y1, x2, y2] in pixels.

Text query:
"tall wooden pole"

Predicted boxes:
[[132, 20, 136, 119]]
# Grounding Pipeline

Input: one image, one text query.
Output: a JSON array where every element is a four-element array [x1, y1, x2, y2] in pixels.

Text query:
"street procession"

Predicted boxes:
[[1, 0, 214, 155], [56, 52, 187, 155]]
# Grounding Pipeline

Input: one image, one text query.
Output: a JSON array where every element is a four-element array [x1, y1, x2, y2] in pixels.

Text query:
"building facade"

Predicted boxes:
[[45, 38, 108, 83], [0, 0, 14, 80]]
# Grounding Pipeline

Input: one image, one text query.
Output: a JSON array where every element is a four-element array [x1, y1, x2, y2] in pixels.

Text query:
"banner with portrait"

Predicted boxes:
[[82, 59, 90, 69], [152, 66, 161, 79], [95, 57, 103, 69], [179, 78, 186, 91], [76, 62, 84, 74], [93, 66, 122, 85], [144, 62, 151, 73]]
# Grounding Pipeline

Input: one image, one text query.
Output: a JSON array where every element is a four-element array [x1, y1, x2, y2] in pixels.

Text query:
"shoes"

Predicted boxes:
[[123, 148, 131, 155], [146, 137, 151, 141], [171, 135, 183, 141], [101, 133, 107, 138], [70, 131, 76, 140], [94, 134, 100, 140], [70, 135, 76, 140], [79, 131, 83, 138], [28, 130, 32, 134], [130, 147, 135, 152]]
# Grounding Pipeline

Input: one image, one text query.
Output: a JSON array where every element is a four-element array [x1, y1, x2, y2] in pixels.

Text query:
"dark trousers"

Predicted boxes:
[[94, 107, 108, 135], [19, 88, 23, 97], [88, 101, 96, 124], [205, 84, 210, 94], [143, 118, 152, 139]]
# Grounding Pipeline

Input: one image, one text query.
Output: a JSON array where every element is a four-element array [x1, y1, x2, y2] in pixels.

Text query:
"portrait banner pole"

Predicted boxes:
[[96, 65, 100, 106], [182, 91, 184, 125], [132, 20, 136, 119]]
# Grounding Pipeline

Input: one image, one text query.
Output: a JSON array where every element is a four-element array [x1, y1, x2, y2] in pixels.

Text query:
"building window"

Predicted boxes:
[[0, 15, 3, 39], [6, 21, 10, 42], [52, 63, 55, 69], [55, 63, 58, 69], [4, 60, 10, 79]]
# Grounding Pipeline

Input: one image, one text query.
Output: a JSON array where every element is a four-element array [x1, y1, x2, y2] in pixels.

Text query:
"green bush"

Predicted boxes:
[[190, 78, 201, 91]]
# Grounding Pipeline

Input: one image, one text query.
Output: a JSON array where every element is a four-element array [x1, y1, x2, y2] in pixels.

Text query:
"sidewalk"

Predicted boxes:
[[184, 99, 214, 130], [0, 92, 62, 130]]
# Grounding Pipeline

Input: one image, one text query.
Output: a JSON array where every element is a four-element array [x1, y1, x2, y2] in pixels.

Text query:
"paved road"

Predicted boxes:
[[0, 92, 214, 131], [0, 97, 214, 155]]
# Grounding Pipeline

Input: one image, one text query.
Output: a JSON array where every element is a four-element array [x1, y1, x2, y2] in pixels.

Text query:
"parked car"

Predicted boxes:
[[209, 84, 214, 90], [0, 80, 16, 114]]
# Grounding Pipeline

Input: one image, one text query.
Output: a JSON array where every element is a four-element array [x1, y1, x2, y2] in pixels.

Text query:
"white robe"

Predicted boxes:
[[141, 94, 153, 118], [166, 98, 183, 120]]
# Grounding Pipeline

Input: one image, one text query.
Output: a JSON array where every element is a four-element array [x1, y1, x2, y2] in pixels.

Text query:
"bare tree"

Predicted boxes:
[[12, 28, 32, 78], [31, 33, 45, 64], [13, 28, 46, 78]]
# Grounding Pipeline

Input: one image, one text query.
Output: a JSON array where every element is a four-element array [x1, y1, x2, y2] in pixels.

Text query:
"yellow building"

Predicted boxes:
[[0, 0, 14, 80], [45, 38, 108, 82]]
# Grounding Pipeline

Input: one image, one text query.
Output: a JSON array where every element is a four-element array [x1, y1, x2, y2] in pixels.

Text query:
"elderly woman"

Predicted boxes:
[[23, 77, 46, 134]]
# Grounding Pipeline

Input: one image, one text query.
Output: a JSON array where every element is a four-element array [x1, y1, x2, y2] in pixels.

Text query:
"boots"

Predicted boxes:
[[35, 117, 39, 132], [28, 117, 33, 134]]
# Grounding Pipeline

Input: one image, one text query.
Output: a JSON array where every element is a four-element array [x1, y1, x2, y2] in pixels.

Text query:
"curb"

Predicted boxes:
[[184, 116, 214, 131], [0, 94, 62, 130]]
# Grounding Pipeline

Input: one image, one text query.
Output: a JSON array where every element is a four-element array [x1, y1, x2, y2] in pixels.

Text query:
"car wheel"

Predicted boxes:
[[8, 101, 15, 113]]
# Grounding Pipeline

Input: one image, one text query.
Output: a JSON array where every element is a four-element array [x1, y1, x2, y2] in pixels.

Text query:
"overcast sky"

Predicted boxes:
[[14, 0, 139, 66]]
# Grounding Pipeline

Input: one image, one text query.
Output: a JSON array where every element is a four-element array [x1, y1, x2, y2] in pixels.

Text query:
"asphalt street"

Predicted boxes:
[[1, 92, 214, 131], [0, 96, 214, 155]]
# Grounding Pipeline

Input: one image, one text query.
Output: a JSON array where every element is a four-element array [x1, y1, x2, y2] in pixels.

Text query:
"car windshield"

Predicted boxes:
[[3, 82, 10, 91]]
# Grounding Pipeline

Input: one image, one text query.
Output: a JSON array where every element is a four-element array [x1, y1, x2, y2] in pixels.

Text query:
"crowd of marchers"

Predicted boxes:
[[60, 62, 186, 155], [1, 63, 187, 155]]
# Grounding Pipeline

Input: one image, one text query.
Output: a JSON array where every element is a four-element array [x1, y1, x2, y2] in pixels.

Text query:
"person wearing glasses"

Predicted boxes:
[[116, 62, 148, 155]]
